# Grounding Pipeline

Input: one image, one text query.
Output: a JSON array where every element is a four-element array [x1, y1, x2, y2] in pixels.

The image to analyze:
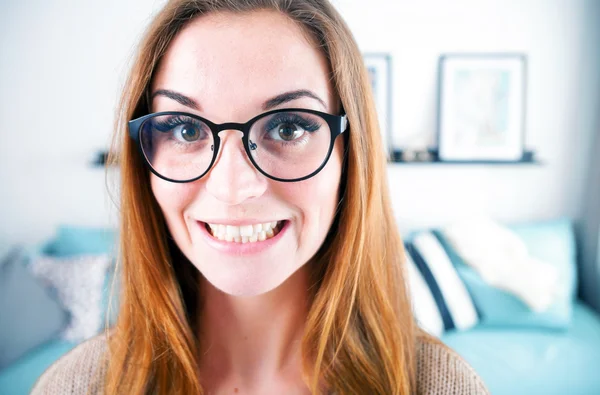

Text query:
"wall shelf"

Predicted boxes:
[[388, 150, 542, 165]]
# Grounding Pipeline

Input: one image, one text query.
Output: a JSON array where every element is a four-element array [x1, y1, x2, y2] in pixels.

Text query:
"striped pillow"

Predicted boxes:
[[404, 232, 479, 337]]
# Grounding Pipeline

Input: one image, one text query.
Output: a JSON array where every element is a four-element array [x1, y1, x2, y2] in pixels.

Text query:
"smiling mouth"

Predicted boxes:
[[204, 220, 285, 243]]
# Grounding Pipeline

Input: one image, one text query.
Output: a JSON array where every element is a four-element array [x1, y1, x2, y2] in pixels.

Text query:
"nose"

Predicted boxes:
[[204, 130, 268, 205]]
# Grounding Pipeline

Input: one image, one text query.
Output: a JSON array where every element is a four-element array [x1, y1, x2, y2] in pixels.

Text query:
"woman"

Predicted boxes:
[[32, 0, 489, 394]]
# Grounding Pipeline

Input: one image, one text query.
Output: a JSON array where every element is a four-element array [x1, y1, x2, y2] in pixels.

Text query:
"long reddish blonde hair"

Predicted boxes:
[[105, 0, 417, 393]]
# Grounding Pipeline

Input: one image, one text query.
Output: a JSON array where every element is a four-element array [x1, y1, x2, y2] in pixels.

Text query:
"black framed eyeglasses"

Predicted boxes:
[[128, 108, 348, 183]]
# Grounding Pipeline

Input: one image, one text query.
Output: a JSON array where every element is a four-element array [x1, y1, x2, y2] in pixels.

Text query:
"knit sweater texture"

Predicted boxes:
[[30, 332, 489, 394]]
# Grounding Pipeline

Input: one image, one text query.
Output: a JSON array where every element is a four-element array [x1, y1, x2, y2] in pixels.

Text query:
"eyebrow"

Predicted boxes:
[[262, 89, 327, 111], [150, 88, 327, 112], [151, 89, 200, 110]]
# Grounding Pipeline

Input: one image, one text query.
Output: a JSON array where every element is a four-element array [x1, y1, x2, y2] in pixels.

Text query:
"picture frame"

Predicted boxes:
[[364, 53, 393, 159], [437, 54, 527, 162]]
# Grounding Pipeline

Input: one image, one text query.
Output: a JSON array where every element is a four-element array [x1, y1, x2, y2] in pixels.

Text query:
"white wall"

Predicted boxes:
[[331, 0, 600, 232], [1, 0, 598, 244], [0, 0, 168, 244]]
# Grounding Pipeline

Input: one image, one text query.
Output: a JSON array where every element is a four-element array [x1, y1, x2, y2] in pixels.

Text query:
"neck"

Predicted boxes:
[[197, 267, 310, 386]]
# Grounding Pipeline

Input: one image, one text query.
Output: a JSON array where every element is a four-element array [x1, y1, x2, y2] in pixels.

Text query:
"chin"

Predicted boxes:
[[199, 264, 293, 297]]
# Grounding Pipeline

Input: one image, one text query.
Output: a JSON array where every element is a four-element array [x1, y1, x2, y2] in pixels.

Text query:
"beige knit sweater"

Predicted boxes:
[[30, 332, 489, 394]]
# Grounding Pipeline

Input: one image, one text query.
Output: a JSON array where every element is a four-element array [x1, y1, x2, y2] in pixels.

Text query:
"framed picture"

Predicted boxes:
[[437, 54, 527, 162], [364, 53, 392, 158]]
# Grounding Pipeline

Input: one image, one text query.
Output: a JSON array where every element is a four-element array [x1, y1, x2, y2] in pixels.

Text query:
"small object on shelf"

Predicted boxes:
[[415, 150, 434, 162], [92, 151, 108, 166], [393, 148, 438, 162], [92, 150, 119, 167], [522, 150, 535, 162], [401, 149, 418, 162]]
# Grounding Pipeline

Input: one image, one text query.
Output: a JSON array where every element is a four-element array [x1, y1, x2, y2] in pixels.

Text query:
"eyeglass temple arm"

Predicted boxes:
[[340, 115, 348, 134]]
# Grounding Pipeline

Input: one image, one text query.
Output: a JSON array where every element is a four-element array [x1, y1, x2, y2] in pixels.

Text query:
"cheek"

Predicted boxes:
[[283, 142, 344, 247], [150, 175, 198, 221]]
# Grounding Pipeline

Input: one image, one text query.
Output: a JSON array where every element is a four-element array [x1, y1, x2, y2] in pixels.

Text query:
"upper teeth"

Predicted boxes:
[[207, 221, 280, 241]]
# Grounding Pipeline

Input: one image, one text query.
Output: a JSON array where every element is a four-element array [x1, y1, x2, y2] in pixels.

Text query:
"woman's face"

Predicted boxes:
[[149, 10, 344, 296]]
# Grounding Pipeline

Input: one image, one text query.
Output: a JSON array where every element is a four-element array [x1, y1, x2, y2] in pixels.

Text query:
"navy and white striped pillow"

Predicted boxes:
[[404, 232, 479, 337]]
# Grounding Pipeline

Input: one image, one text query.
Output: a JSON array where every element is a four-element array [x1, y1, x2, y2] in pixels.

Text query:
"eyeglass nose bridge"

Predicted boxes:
[[213, 122, 247, 133], [210, 121, 257, 155], [210, 121, 255, 149], [208, 121, 258, 168]]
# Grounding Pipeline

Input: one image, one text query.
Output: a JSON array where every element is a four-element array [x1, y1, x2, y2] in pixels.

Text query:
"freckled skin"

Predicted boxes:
[[150, 11, 344, 297]]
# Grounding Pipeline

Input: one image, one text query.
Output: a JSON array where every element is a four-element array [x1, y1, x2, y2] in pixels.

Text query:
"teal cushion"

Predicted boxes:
[[0, 339, 77, 395], [44, 225, 117, 257], [435, 218, 577, 329], [441, 301, 600, 395]]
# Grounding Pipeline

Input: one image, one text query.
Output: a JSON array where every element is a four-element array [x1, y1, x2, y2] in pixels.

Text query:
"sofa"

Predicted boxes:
[[0, 226, 118, 395], [442, 301, 600, 394], [1, 219, 599, 395], [404, 218, 600, 395]]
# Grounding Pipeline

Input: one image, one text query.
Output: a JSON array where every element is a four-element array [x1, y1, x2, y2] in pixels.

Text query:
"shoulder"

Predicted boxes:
[[31, 332, 109, 395], [415, 331, 490, 395]]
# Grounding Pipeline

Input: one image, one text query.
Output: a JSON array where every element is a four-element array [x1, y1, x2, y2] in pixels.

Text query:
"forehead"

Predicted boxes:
[[151, 10, 335, 118]]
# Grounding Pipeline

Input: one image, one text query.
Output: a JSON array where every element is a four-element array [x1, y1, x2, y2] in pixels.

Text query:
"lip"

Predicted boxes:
[[197, 219, 289, 255]]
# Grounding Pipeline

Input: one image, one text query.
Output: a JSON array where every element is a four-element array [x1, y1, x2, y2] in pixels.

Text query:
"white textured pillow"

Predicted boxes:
[[443, 218, 560, 312], [29, 255, 111, 342]]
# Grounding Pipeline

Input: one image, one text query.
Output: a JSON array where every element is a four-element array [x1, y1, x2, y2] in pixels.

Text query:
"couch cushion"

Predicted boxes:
[[44, 225, 117, 257], [404, 233, 479, 337], [0, 248, 68, 369], [0, 339, 76, 395], [441, 301, 600, 395]]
